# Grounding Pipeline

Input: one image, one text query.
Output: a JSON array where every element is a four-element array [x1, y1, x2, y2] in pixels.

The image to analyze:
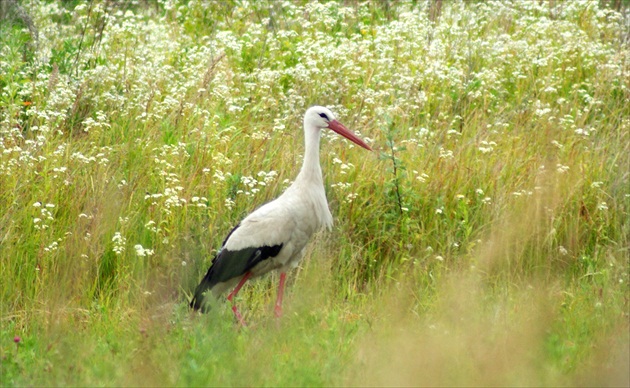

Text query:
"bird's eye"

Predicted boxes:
[[318, 113, 329, 121]]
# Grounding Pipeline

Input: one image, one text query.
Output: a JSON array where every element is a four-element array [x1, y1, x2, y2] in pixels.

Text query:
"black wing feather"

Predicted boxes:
[[190, 224, 283, 312]]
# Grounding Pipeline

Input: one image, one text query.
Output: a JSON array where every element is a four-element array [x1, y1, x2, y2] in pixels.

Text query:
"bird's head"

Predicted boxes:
[[304, 106, 372, 151]]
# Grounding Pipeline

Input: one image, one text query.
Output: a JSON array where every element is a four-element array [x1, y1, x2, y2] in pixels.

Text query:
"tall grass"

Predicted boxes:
[[1, 0, 628, 386]]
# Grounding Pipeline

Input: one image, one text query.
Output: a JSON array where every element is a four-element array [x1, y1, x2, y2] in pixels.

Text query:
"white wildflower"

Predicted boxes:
[[112, 232, 126, 255], [590, 181, 603, 188], [556, 164, 570, 173], [134, 244, 154, 257]]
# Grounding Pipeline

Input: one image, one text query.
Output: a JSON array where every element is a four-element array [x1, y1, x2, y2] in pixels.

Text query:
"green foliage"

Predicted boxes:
[[1, 0, 628, 386]]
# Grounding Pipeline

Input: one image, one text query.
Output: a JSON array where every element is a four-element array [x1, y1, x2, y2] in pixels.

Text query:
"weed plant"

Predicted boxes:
[[1, 1, 628, 386]]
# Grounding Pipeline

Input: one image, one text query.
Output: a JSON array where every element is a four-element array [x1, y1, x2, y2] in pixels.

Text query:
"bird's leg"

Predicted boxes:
[[227, 272, 252, 326], [274, 272, 287, 318]]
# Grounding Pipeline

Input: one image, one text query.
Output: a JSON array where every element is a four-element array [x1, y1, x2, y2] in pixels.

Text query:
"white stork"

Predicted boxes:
[[190, 106, 372, 323]]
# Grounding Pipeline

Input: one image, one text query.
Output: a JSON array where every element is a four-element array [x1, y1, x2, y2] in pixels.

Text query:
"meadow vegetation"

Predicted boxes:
[[1, 0, 628, 386]]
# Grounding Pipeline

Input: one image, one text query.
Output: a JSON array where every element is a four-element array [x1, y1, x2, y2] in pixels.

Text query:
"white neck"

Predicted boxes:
[[296, 124, 323, 185], [287, 117, 333, 230]]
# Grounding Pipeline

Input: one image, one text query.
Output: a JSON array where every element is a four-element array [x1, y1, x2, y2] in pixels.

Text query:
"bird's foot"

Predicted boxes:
[[274, 272, 286, 318], [232, 304, 247, 327], [227, 272, 252, 326]]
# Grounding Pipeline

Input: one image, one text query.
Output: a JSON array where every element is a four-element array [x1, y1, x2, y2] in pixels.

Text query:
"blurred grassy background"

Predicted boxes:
[[1, 0, 628, 386]]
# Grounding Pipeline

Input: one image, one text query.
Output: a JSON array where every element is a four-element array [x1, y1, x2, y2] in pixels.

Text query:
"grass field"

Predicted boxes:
[[1, 0, 628, 386]]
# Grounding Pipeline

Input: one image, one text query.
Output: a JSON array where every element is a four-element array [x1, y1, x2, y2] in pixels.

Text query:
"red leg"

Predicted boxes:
[[227, 272, 252, 326], [275, 272, 287, 318]]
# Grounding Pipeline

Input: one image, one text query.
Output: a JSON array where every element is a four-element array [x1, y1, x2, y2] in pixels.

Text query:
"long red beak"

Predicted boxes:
[[327, 120, 372, 151]]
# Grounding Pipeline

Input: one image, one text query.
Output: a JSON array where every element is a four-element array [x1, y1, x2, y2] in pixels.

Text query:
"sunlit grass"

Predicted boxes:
[[1, 0, 628, 386]]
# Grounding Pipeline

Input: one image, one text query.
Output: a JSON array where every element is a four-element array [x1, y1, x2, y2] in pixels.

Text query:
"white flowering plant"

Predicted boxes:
[[1, 1, 627, 386]]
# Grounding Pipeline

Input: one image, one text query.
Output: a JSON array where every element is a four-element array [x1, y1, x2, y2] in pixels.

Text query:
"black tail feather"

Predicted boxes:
[[190, 266, 215, 312]]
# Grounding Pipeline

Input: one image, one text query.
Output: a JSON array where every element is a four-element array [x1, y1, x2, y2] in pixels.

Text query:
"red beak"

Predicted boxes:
[[327, 120, 372, 151]]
